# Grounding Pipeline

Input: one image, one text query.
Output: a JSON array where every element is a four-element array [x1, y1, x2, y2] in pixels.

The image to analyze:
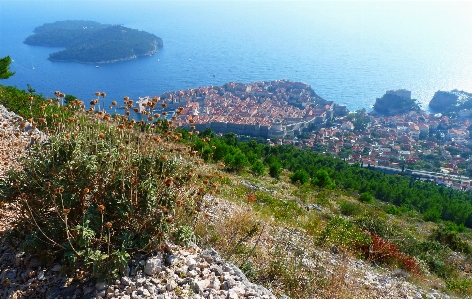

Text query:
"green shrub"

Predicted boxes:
[[318, 216, 371, 252], [269, 162, 282, 179], [289, 169, 310, 185], [354, 214, 390, 238], [386, 206, 400, 215], [250, 160, 265, 177], [446, 277, 472, 295], [311, 169, 335, 189], [1, 111, 207, 280], [174, 225, 197, 247], [255, 191, 303, 221], [240, 262, 257, 280], [339, 200, 363, 216], [430, 227, 471, 254], [358, 192, 373, 203]]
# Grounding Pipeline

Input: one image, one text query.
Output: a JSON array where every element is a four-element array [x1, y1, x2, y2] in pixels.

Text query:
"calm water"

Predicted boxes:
[[1, 1, 472, 112]]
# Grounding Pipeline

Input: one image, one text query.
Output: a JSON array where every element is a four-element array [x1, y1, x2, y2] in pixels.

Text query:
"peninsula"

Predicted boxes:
[[24, 20, 163, 64]]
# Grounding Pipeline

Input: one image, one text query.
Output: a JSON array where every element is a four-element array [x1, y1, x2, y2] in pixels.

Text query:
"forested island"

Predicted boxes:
[[429, 90, 472, 114], [24, 20, 163, 64]]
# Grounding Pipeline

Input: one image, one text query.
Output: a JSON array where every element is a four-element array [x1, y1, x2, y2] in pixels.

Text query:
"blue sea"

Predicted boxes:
[[1, 0, 472, 112]]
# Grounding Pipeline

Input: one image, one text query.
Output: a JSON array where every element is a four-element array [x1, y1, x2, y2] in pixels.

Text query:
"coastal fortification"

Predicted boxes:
[[147, 80, 344, 138]]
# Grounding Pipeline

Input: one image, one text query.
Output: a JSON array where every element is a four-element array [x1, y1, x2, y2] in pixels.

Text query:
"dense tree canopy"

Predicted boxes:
[[190, 128, 472, 228], [24, 20, 163, 64]]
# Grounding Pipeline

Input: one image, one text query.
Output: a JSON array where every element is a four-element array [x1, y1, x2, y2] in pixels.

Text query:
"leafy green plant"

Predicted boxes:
[[430, 227, 471, 254], [446, 277, 472, 295], [318, 216, 371, 253], [1, 97, 210, 280], [174, 225, 197, 247], [254, 191, 303, 221], [339, 200, 363, 216], [358, 192, 374, 203], [240, 261, 257, 280], [289, 169, 310, 184]]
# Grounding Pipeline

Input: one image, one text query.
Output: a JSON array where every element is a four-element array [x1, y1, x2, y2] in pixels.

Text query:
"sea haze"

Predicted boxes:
[[1, 0, 472, 112]]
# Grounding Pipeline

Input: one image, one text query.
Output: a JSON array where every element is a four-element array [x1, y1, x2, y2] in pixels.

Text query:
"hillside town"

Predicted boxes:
[[140, 80, 472, 189]]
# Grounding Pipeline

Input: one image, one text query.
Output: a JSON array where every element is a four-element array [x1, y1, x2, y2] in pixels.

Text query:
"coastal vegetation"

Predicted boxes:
[[24, 20, 163, 64], [0, 56, 15, 79], [2, 84, 472, 297], [373, 92, 421, 115], [429, 90, 472, 115], [194, 128, 472, 228], [0, 85, 211, 280]]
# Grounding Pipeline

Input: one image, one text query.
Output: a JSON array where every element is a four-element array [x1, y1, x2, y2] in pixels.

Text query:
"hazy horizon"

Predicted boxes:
[[1, 1, 472, 111]]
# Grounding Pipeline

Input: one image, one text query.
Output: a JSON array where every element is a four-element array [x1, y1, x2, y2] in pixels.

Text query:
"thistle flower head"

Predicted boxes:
[[164, 177, 173, 186]]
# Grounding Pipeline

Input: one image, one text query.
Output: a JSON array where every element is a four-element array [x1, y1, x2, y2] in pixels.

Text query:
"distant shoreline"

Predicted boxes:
[[25, 20, 162, 65]]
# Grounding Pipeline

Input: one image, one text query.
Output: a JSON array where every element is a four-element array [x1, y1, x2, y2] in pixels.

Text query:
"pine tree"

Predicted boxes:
[[0, 56, 15, 79]]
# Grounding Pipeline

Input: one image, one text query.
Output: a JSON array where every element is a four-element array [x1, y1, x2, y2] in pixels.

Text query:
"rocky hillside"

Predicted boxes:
[[1, 88, 471, 299]]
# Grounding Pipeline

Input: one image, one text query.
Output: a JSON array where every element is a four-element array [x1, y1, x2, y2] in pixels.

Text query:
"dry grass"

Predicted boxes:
[[193, 172, 470, 298]]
